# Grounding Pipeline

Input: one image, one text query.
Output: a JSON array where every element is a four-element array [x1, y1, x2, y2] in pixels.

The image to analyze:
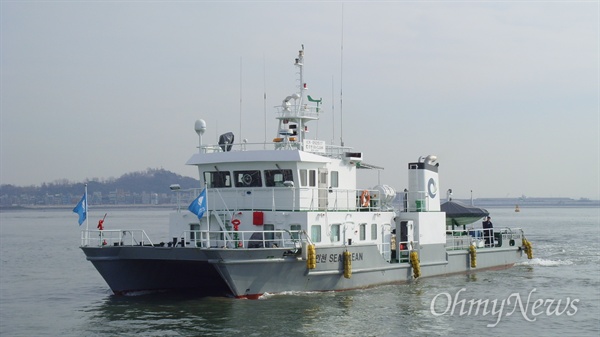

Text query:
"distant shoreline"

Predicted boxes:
[[449, 199, 600, 209], [1, 203, 598, 212], [0, 204, 179, 211]]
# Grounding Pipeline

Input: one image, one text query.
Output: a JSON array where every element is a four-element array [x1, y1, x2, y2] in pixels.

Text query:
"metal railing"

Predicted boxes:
[[446, 229, 479, 250], [81, 229, 154, 247], [445, 227, 524, 250], [402, 191, 430, 212], [397, 240, 414, 263], [172, 229, 304, 249], [198, 138, 353, 159]]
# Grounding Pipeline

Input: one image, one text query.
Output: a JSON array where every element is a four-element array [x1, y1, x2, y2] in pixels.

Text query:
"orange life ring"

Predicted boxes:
[[360, 190, 370, 207]]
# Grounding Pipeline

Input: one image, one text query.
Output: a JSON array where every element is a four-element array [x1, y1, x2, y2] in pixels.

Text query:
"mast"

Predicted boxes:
[[84, 183, 89, 231], [274, 46, 322, 148], [239, 57, 243, 142], [297, 45, 304, 103], [339, 3, 345, 147], [263, 54, 267, 148], [295, 45, 305, 143]]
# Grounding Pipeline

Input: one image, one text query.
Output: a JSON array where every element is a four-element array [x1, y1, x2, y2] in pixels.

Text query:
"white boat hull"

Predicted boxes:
[[206, 244, 523, 298]]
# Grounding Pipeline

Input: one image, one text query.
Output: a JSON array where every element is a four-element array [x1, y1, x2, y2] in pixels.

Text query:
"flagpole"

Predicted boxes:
[[205, 183, 209, 229], [85, 183, 89, 232]]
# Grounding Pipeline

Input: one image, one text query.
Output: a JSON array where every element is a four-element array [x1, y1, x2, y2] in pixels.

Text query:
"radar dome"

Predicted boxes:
[[195, 119, 207, 136]]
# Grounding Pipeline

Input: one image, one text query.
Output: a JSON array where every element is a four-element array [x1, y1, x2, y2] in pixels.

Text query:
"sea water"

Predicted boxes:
[[1, 207, 598, 336]]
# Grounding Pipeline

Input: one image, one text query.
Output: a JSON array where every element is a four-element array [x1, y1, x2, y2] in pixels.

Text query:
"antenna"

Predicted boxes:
[[263, 54, 267, 148], [239, 57, 243, 142], [331, 75, 335, 144], [339, 3, 345, 147]]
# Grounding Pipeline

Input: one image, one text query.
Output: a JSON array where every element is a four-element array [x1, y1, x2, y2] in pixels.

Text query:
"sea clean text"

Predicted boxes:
[[315, 253, 364, 263]]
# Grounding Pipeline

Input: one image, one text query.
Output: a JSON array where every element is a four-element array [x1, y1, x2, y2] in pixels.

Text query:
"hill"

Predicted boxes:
[[0, 168, 199, 207]]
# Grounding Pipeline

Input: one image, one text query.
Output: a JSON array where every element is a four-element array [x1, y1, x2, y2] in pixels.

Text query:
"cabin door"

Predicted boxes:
[[318, 168, 328, 210], [389, 220, 414, 263], [397, 220, 414, 250]]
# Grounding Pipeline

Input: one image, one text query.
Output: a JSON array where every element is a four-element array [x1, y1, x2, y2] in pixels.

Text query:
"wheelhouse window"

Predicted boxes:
[[265, 169, 293, 187], [299, 169, 319, 187], [311, 225, 321, 243], [233, 170, 262, 187], [331, 171, 339, 188], [300, 169, 307, 186], [309, 170, 316, 187], [204, 171, 231, 188], [331, 224, 341, 242], [371, 224, 378, 240]]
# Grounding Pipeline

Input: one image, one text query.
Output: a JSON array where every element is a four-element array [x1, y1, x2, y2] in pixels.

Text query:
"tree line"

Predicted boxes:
[[0, 168, 199, 206]]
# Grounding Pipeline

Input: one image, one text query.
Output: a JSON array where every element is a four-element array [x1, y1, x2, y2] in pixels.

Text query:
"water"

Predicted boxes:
[[1, 207, 598, 336]]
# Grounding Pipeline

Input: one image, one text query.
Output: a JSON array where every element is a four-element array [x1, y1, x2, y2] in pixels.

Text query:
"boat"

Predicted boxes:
[[80, 47, 533, 299], [441, 199, 489, 229]]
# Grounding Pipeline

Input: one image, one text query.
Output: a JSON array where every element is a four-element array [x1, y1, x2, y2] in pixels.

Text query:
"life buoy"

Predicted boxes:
[[360, 190, 370, 207]]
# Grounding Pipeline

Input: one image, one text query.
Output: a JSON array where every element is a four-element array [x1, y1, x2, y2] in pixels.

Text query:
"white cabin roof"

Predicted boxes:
[[186, 149, 331, 166]]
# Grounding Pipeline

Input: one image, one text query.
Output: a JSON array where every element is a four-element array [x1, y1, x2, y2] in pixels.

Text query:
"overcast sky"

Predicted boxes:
[[1, 1, 598, 200]]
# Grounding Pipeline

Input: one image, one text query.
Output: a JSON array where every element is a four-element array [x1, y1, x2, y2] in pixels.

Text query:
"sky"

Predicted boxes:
[[1, 1, 598, 200]]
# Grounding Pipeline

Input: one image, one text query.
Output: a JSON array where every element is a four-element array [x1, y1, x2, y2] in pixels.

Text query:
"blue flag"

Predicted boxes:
[[73, 193, 87, 226], [188, 189, 207, 219]]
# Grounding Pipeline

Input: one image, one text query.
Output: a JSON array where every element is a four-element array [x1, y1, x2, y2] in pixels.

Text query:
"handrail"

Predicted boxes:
[[445, 227, 524, 251], [80, 229, 154, 247], [396, 240, 418, 262], [198, 138, 354, 159], [175, 229, 304, 249]]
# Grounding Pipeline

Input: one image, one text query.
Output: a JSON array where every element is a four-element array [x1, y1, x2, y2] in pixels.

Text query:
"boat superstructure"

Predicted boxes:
[[80, 47, 531, 298]]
